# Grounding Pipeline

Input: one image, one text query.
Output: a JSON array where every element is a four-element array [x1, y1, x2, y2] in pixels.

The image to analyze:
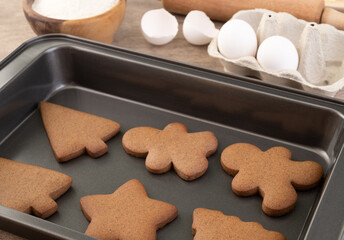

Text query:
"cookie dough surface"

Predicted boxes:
[[122, 122, 218, 181], [40, 102, 120, 162], [221, 143, 323, 216], [192, 208, 285, 240], [0, 157, 72, 219], [80, 179, 178, 240]]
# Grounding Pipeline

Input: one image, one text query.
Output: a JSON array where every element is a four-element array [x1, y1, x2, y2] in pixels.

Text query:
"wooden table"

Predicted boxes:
[[0, 0, 344, 239], [0, 0, 224, 71]]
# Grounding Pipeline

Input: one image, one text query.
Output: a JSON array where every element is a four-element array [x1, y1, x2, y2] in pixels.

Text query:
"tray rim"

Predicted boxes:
[[0, 34, 343, 240], [1, 33, 344, 106]]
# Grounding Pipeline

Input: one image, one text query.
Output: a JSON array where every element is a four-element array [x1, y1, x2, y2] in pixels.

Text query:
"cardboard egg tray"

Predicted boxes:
[[208, 9, 344, 97]]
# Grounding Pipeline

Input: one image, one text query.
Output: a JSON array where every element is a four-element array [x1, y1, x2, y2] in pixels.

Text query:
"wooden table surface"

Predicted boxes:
[[0, 0, 344, 239]]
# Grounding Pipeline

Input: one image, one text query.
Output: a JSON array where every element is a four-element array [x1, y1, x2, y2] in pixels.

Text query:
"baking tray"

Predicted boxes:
[[0, 35, 344, 240]]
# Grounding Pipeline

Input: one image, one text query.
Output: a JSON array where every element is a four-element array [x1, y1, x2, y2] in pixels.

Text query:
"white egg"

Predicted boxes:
[[218, 19, 257, 60], [257, 36, 299, 72], [183, 10, 219, 45], [141, 9, 178, 45]]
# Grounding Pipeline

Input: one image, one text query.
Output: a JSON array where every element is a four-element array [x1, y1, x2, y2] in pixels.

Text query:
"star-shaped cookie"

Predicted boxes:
[[122, 122, 218, 181], [221, 143, 323, 216], [80, 179, 178, 240], [192, 208, 285, 240], [0, 157, 72, 219], [40, 102, 120, 162]]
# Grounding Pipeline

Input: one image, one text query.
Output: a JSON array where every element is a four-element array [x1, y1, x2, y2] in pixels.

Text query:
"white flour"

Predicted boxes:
[[32, 0, 119, 20]]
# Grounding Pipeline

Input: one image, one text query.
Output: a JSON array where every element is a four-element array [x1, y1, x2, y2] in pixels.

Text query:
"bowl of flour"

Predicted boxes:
[[23, 0, 126, 43]]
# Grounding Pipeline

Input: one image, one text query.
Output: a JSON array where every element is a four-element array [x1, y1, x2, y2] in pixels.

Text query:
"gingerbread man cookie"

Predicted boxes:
[[221, 143, 323, 216], [122, 122, 218, 181], [192, 208, 285, 240], [40, 102, 120, 162], [0, 157, 72, 219], [80, 179, 177, 240]]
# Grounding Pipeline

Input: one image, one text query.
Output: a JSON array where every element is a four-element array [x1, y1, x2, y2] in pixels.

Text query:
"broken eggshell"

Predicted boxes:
[[141, 8, 178, 45], [183, 10, 219, 45]]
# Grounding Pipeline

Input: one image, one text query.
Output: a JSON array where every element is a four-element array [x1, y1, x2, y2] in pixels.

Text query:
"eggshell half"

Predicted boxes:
[[183, 10, 219, 45], [141, 8, 178, 45]]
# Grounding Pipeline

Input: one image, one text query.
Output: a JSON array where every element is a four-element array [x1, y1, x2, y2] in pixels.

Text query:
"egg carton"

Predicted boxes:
[[208, 9, 344, 97]]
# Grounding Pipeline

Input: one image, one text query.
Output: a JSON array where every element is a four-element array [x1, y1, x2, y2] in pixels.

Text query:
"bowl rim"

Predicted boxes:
[[22, 0, 125, 22]]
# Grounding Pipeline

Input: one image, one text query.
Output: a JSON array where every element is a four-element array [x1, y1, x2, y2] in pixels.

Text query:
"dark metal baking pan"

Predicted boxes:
[[0, 35, 343, 240]]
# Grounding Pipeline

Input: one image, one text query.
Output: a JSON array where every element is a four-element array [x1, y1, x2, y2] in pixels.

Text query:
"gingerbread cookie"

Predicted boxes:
[[221, 143, 323, 216], [80, 179, 177, 240], [122, 122, 218, 181], [0, 157, 72, 219], [192, 208, 285, 240], [40, 102, 120, 162]]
